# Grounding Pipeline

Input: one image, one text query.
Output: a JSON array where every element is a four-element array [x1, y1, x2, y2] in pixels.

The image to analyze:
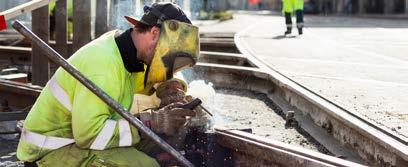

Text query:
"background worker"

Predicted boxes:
[[17, 2, 199, 167], [282, 0, 304, 35]]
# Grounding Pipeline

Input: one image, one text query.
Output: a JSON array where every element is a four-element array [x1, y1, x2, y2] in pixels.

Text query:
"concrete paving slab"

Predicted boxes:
[[199, 14, 408, 142]]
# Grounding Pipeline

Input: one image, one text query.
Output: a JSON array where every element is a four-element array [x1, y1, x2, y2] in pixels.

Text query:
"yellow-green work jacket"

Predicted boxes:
[[17, 30, 147, 162]]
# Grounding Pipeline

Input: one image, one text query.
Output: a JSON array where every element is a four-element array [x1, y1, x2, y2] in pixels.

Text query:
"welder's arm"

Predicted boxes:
[[71, 76, 140, 150], [137, 79, 195, 136]]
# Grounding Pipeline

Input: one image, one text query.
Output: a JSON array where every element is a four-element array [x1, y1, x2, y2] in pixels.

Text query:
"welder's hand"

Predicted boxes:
[[139, 102, 195, 136], [183, 95, 209, 129], [156, 79, 186, 107]]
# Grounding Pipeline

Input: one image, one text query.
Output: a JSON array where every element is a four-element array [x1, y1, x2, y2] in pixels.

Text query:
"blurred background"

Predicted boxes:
[[2, 0, 407, 32]]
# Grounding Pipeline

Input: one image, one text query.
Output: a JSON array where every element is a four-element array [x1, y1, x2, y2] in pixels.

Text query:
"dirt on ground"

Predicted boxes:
[[210, 88, 329, 153], [0, 138, 22, 167]]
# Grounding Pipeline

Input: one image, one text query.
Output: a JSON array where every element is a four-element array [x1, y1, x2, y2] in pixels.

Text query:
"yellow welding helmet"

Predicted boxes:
[[125, 2, 199, 93], [146, 20, 199, 85]]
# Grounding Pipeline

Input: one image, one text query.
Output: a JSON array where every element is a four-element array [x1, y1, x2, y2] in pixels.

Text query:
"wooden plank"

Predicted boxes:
[[73, 0, 91, 52], [0, 77, 41, 109], [95, 0, 108, 38], [0, 46, 31, 65], [0, 46, 31, 55], [31, 5, 50, 86], [55, 0, 68, 58]]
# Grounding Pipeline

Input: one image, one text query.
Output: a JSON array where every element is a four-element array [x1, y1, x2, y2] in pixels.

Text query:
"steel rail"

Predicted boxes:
[[235, 25, 408, 165], [215, 127, 366, 167]]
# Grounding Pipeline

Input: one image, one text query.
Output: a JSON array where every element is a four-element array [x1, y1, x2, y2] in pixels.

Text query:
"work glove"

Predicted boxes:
[[139, 102, 196, 136], [130, 93, 161, 115], [156, 79, 186, 107], [129, 79, 186, 115], [184, 95, 210, 130]]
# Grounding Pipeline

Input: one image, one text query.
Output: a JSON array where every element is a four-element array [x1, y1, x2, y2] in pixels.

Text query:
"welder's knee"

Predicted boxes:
[[36, 144, 159, 167], [85, 147, 160, 167], [36, 144, 89, 167]]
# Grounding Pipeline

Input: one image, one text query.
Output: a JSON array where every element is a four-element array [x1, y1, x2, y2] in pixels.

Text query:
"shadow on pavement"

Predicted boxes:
[[272, 35, 298, 40]]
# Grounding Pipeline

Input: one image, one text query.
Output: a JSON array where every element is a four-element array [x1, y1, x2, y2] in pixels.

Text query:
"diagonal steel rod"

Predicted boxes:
[[12, 20, 193, 167]]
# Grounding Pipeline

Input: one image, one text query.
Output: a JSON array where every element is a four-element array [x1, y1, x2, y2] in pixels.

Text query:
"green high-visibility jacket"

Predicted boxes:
[[17, 31, 143, 162], [282, 0, 304, 13]]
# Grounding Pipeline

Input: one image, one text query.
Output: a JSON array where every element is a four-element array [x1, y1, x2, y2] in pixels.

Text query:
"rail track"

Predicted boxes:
[[0, 33, 406, 166], [232, 29, 408, 166], [215, 127, 362, 167], [0, 50, 365, 166]]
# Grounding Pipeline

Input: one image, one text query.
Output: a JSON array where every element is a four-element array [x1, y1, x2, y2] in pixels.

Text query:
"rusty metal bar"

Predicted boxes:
[[12, 20, 194, 167]]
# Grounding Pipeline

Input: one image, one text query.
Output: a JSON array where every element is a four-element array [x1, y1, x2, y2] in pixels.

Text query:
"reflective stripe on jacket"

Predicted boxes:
[[17, 31, 143, 162]]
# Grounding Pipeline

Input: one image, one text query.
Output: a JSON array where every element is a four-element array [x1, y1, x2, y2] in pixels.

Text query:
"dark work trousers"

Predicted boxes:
[[284, 10, 304, 35], [285, 10, 303, 28], [285, 12, 292, 29], [295, 9, 304, 29], [285, 10, 304, 29]]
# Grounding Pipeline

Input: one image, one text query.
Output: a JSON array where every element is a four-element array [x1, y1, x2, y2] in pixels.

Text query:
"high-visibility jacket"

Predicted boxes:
[[17, 31, 144, 162], [282, 0, 304, 13]]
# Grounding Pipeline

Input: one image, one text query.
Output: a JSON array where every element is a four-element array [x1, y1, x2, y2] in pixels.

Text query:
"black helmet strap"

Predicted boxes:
[[143, 5, 169, 25]]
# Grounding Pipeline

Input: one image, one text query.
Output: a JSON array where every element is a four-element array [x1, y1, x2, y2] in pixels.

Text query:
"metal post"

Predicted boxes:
[[384, 0, 395, 14], [109, 0, 119, 29], [55, 0, 68, 59], [358, 0, 365, 14], [405, 0, 408, 14], [31, 4, 49, 86], [183, 0, 191, 18], [95, 0, 108, 37], [73, 0, 91, 52], [12, 20, 194, 167]]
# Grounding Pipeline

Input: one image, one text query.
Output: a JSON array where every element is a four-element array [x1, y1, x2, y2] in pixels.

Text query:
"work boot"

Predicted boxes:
[[298, 27, 303, 35], [297, 23, 304, 35], [284, 27, 292, 36]]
